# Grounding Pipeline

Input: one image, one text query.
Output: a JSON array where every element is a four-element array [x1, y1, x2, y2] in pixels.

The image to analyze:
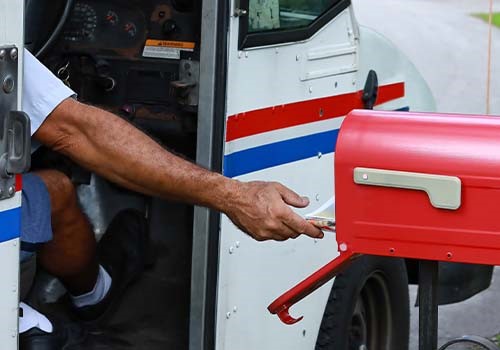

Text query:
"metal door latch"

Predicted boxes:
[[0, 46, 31, 200], [234, 0, 248, 17], [362, 70, 378, 110], [234, 8, 248, 17]]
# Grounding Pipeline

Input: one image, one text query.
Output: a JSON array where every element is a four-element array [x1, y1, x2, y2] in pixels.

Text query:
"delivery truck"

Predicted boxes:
[[0, 0, 493, 348]]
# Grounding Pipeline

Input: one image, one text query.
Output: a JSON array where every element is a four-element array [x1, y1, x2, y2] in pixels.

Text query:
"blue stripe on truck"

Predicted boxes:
[[223, 129, 340, 178], [0, 207, 21, 243]]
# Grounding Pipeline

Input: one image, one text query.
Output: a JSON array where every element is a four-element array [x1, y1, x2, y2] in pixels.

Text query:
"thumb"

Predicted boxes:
[[278, 184, 310, 208]]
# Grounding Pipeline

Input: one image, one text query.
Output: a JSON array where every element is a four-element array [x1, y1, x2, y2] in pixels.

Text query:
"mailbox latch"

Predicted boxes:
[[354, 167, 462, 210]]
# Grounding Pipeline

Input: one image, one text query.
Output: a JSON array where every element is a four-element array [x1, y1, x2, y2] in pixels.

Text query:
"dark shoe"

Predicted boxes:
[[20, 317, 86, 350], [74, 209, 149, 323], [20, 319, 132, 350]]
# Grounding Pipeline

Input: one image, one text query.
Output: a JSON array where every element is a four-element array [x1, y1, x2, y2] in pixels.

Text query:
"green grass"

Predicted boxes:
[[473, 12, 500, 28], [494, 333, 500, 346]]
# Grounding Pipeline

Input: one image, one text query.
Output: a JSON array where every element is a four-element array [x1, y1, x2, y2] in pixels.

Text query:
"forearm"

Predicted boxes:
[[34, 99, 237, 211], [34, 98, 324, 241]]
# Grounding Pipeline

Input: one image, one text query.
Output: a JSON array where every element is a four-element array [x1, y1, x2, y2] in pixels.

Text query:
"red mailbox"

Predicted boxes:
[[337, 110, 500, 265], [269, 110, 500, 325]]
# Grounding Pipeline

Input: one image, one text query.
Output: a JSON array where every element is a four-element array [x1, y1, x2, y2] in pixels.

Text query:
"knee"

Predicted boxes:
[[35, 170, 77, 215], [53, 173, 76, 214]]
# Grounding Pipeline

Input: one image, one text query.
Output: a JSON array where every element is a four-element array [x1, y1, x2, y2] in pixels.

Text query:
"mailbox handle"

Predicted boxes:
[[354, 168, 462, 210]]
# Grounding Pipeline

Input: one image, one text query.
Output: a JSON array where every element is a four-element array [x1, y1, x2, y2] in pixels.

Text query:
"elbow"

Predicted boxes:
[[34, 99, 93, 157], [48, 130, 81, 156]]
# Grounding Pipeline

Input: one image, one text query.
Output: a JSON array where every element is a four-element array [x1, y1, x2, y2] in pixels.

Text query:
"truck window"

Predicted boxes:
[[249, 0, 334, 32], [239, 0, 351, 48]]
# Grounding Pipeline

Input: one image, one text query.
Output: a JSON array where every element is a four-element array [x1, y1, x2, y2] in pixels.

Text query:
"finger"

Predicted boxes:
[[283, 211, 324, 239], [277, 220, 302, 239], [231, 217, 292, 242], [276, 184, 309, 208], [272, 235, 289, 242], [269, 223, 298, 241], [259, 231, 289, 242]]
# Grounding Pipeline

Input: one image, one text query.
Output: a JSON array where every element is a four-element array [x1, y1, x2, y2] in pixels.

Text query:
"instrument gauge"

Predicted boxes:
[[123, 22, 137, 38], [105, 11, 119, 26], [63, 2, 98, 42]]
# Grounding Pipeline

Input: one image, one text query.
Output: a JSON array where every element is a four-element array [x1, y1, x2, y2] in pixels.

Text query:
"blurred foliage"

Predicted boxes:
[[494, 333, 500, 346], [279, 0, 332, 13], [473, 12, 500, 28]]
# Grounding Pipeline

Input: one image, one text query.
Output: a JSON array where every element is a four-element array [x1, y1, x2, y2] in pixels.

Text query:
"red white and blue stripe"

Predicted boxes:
[[0, 175, 22, 243], [224, 82, 406, 178]]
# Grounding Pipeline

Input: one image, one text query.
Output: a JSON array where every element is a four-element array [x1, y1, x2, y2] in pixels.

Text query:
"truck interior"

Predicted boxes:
[[24, 0, 205, 348]]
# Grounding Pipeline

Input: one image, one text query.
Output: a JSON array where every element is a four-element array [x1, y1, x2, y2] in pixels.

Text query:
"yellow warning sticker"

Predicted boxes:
[[143, 40, 195, 59], [145, 40, 195, 49]]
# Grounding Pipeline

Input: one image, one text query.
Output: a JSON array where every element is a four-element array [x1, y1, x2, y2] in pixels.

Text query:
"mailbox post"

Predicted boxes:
[[419, 261, 439, 350]]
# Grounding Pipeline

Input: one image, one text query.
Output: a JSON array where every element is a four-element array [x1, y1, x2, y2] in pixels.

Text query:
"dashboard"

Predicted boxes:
[[63, 2, 145, 48], [56, 0, 199, 58], [41, 0, 201, 137]]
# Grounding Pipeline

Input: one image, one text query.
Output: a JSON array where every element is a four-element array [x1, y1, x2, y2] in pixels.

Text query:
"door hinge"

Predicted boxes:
[[0, 46, 31, 200]]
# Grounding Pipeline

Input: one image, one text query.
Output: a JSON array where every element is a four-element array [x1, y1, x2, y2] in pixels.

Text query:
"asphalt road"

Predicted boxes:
[[351, 0, 500, 348], [353, 0, 500, 115]]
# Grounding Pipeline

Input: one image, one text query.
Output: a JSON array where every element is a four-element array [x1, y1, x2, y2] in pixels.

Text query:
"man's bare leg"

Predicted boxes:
[[34, 169, 99, 296]]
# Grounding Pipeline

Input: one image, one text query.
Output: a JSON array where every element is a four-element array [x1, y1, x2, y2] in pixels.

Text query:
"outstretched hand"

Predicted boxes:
[[224, 181, 324, 242]]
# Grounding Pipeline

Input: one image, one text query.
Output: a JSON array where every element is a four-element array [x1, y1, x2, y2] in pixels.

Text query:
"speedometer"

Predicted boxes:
[[63, 2, 98, 42]]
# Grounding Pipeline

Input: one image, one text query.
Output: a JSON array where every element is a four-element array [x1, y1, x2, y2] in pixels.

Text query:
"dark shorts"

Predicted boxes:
[[20, 173, 52, 262]]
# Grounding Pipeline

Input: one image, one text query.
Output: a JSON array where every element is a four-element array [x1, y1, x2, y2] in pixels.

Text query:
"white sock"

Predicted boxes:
[[71, 265, 112, 308], [19, 302, 53, 334]]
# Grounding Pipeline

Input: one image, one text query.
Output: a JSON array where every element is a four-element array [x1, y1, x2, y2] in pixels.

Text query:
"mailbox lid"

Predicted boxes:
[[335, 110, 500, 265]]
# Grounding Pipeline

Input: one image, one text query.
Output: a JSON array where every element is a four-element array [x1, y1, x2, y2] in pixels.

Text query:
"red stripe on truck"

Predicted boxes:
[[15, 174, 22, 192], [226, 82, 405, 142]]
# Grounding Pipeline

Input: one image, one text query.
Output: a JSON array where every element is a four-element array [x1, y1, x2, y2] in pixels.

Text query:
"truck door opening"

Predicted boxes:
[[24, 1, 202, 348]]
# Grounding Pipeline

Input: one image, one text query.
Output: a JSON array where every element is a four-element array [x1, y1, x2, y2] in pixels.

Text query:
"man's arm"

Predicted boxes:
[[33, 98, 324, 241]]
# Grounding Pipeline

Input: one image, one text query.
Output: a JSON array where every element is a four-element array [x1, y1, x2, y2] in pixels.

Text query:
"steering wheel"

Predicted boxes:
[[25, 0, 75, 58]]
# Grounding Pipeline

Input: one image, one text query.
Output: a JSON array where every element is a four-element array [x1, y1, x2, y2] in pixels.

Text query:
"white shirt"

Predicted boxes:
[[22, 49, 75, 137]]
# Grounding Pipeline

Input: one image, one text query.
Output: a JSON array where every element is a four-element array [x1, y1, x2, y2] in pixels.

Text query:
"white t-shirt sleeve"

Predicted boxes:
[[22, 49, 76, 136]]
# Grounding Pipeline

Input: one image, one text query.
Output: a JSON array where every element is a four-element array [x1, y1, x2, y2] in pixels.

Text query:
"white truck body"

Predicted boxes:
[[213, 2, 434, 349], [0, 0, 24, 347]]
